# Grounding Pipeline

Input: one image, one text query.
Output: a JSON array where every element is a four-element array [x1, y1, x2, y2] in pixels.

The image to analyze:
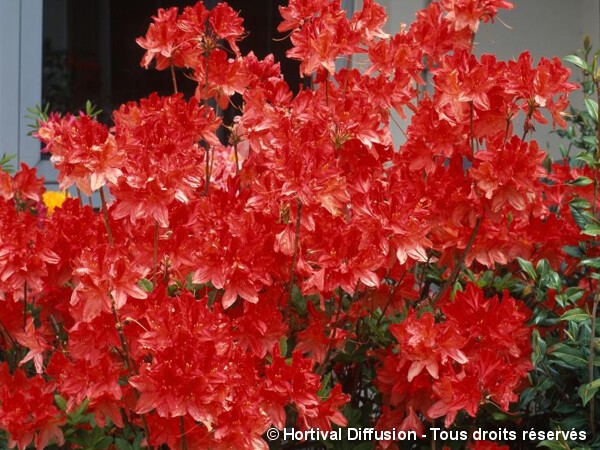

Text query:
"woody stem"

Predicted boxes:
[[170, 63, 178, 94], [179, 416, 188, 450], [469, 101, 475, 155], [589, 294, 598, 435], [376, 272, 406, 327], [22, 283, 27, 329], [317, 292, 344, 376], [204, 146, 211, 195], [99, 187, 114, 247], [76, 187, 83, 205], [153, 220, 159, 285], [234, 142, 240, 174], [288, 199, 303, 302], [432, 216, 482, 306], [99, 186, 152, 446], [203, 51, 212, 196], [589, 78, 600, 436], [0, 319, 15, 349], [111, 299, 153, 449]]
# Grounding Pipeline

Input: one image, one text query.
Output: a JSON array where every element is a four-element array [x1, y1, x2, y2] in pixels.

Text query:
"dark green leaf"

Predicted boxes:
[[532, 329, 547, 366], [578, 378, 600, 406], [550, 344, 588, 368], [114, 438, 132, 450], [563, 245, 584, 258]]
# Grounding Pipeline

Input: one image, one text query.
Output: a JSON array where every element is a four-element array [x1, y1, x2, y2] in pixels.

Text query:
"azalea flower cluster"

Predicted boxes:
[[376, 285, 532, 438], [0, 0, 587, 449]]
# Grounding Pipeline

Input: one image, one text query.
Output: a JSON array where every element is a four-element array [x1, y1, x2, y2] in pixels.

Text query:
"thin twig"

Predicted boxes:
[[376, 272, 407, 327], [170, 64, 179, 94], [111, 300, 153, 448], [469, 101, 475, 156], [0, 319, 15, 348], [152, 220, 159, 285], [99, 187, 114, 246], [233, 142, 240, 174], [588, 293, 598, 435], [179, 416, 188, 450], [204, 146, 211, 195], [76, 187, 83, 205], [432, 216, 482, 306], [317, 293, 344, 376], [22, 283, 28, 329], [287, 199, 303, 301]]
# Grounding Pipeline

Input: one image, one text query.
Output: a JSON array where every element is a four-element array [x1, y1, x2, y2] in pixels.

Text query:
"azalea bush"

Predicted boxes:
[[0, 0, 598, 449]]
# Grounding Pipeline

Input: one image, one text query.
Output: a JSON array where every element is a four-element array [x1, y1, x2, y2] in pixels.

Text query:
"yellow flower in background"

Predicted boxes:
[[43, 191, 68, 215]]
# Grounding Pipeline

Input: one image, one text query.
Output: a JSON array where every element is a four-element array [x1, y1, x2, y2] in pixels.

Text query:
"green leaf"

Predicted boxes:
[[536, 259, 550, 277], [137, 278, 154, 293], [517, 257, 537, 280], [583, 135, 598, 147], [85, 100, 103, 118], [570, 198, 591, 210], [93, 436, 114, 449], [537, 440, 569, 450], [0, 153, 16, 173], [132, 433, 144, 450], [532, 329, 547, 366], [54, 394, 67, 412], [580, 257, 600, 268], [550, 344, 588, 368], [562, 245, 584, 258], [541, 271, 562, 291], [575, 151, 597, 167], [564, 54, 588, 70], [583, 223, 600, 236], [317, 372, 332, 398], [114, 438, 132, 450], [570, 203, 598, 231], [564, 287, 585, 305], [279, 337, 288, 357], [585, 98, 598, 123], [567, 176, 594, 186], [578, 378, 600, 406], [559, 308, 591, 323], [24, 103, 50, 135]]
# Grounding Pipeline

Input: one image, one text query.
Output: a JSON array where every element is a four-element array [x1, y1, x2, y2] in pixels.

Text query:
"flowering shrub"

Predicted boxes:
[[0, 1, 598, 449]]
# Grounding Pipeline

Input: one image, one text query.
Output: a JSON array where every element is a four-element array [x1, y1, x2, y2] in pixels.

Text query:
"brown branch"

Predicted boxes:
[[589, 283, 600, 435], [432, 216, 482, 306], [287, 199, 303, 301], [99, 187, 114, 247]]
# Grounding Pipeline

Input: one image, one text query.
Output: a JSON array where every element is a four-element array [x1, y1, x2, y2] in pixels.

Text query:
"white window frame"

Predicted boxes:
[[0, 0, 46, 180]]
